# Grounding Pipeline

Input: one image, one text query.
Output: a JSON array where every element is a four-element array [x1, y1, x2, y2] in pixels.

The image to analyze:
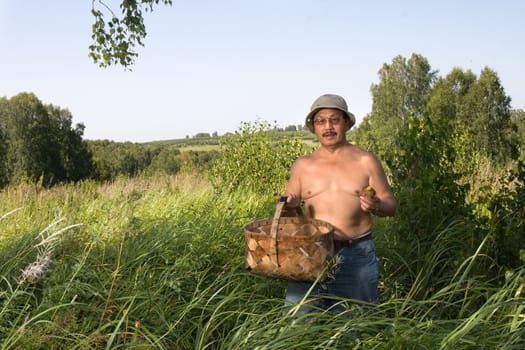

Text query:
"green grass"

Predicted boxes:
[[1, 174, 523, 349]]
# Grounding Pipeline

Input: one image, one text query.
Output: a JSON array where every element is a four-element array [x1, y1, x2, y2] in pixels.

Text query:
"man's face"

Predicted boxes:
[[313, 108, 347, 145]]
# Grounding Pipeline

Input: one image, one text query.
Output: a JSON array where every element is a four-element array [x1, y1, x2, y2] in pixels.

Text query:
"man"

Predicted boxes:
[[282, 94, 397, 314]]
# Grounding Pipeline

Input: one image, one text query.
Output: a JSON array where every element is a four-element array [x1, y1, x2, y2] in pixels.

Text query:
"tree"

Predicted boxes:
[[355, 53, 437, 155], [511, 109, 525, 161], [0, 99, 8, 187], [425, 68, 478, 173], [86, 140, 160, 180], [354, 54, 468, 238], [462, 67, 517, 163], [46, 105, 94, 181], [0, 93, 94, 186], [148, 146, 181, 174], [90, 0, 173, 68], [427, 67, 518, 172], [1, 93, 52, 183]]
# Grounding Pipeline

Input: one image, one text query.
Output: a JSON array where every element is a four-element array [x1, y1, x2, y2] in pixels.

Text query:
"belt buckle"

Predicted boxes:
[[334, 233, 372, 250], [334, 239, 350, 250]]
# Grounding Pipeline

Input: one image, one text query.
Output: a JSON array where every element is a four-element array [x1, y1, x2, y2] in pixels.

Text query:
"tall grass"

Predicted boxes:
[[1, 173, 523, 349]]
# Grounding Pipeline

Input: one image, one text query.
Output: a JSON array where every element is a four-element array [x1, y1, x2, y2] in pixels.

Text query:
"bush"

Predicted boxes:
[[209, 120, 307, 195]]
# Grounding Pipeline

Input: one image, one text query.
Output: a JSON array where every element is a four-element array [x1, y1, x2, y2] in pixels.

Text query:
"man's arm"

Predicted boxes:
[[361, 153, 397, 217], [283, 158, 303, 208]]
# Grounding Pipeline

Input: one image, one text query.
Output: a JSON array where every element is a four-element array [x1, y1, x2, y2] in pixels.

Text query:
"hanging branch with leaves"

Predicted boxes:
[[89, 0, 173, 68]]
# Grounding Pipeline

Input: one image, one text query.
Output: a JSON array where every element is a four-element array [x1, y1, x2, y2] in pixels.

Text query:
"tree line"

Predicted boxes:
[[0, 93, 222, 187], [2, 54, 524, 193], [0, 93, 310, 187]]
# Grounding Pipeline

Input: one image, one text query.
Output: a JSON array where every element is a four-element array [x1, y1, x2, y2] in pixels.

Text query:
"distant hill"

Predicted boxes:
[[143, 130, 318, 150]]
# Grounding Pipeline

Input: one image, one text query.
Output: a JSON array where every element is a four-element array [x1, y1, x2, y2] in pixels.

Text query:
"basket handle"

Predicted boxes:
[[269, 199, 286, 266]]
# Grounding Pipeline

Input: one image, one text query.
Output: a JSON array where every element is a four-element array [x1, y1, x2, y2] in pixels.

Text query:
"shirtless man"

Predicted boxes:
[[283, 94, 397, 314]]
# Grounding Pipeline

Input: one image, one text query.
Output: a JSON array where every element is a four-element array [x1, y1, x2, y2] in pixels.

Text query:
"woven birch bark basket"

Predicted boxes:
[[244, 201, 335, 281]]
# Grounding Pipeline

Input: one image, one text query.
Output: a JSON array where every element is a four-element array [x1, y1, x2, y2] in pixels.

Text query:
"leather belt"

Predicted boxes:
[[334, 233, 373, 250]]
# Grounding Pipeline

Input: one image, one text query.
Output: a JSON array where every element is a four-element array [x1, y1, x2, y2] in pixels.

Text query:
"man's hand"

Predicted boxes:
[[360, 186, 381, 215], [275, 193, 301, 207], [274, 193, 303, 217]]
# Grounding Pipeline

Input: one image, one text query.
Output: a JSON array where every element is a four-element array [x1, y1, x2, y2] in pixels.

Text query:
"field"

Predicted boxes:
[[0, 172, 523, 349], [145, 130, 319, 152]]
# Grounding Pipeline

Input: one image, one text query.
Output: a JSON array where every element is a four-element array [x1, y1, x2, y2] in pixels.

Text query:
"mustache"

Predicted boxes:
[[322, 130, 337, 136]]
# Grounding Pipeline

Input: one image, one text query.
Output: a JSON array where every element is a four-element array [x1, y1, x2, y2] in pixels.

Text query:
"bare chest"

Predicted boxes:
[[300, 160, 369, 199]]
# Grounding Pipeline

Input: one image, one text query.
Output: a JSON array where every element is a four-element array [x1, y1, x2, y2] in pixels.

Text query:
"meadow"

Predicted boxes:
[[3, 53, 524, 348], [0, 171, 523, 349]]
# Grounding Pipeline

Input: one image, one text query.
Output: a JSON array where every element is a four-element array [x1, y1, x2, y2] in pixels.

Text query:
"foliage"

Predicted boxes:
[[146, 145, 181, 174], [86, 139, 161, 180], [90, 0, 173, 68], [386, 114, 468, 235], [352, 54, 524, 272], [470, 161, 525, 269], [354, 53, 437, 155], [85, 139, 219, 180], [355, 54, 466, 238], [0, 124, 7, 188], [512, 109, 525, 162], [430, 67, 518, 165], [209, 120, 310, 196], [0, 93, 93, 187]]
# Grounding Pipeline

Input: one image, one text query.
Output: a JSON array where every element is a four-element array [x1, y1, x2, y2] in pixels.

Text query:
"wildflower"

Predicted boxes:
[[19, 255, 52, 284]]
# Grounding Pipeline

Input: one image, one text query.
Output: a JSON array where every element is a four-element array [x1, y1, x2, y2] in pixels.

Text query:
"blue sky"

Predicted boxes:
[[1, 0, 524, 142]]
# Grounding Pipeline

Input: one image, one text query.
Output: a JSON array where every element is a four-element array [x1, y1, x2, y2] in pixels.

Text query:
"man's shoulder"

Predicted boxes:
[[336, 143, 364, 158], [295, 152, 316, 164], [291, 151, 320, 170], [347, 144, 377, 159]]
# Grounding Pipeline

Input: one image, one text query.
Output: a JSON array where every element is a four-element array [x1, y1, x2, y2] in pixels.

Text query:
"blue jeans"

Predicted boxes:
[[285, 238, 379, 315]]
